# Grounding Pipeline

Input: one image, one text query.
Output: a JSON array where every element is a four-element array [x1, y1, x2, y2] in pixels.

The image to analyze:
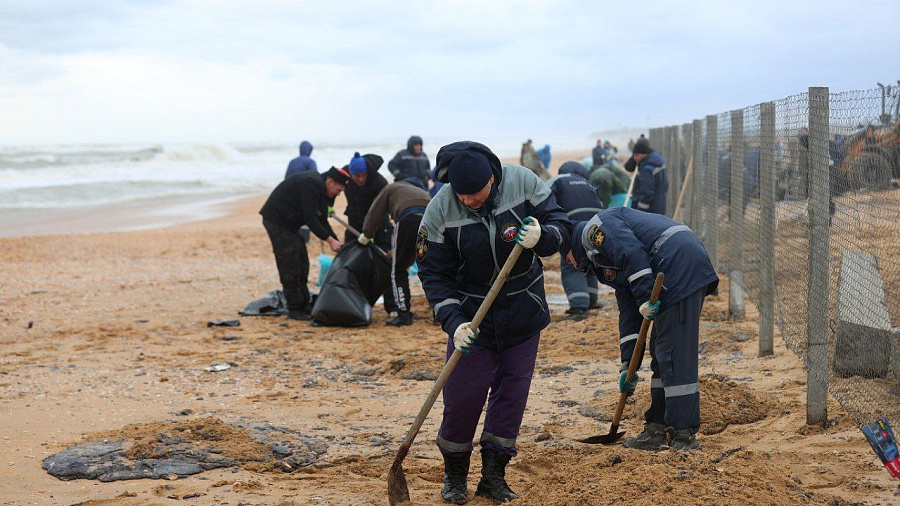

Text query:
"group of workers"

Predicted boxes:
[[259, 135, 719, 504]]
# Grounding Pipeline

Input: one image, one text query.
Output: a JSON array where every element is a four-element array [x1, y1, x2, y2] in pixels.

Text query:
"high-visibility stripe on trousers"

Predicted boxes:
[[436, 333, 540, 456], [644, 287, 705, 433]]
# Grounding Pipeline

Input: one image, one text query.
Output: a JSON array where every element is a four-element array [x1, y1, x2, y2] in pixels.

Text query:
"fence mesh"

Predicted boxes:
[[651, 85, 900, 428]]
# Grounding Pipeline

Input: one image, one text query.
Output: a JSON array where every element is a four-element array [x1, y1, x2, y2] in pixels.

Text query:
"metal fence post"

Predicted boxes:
[[691, 119, 703, 230], [682, 123, 692, 222], [759, 102, 776, 357], [807, 86, 830, 426], [669, 126, 681, 218], [705, 114, 719, 269], [730, 109, 745, 320]]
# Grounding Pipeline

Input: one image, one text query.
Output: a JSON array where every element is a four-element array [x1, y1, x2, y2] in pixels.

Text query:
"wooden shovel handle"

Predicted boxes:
[[610, 273, 665, 430]]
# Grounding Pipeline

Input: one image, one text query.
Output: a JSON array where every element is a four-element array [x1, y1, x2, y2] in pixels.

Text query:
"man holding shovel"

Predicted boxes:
[[568, 207, 718, 450], [417, 141, 571, 503]]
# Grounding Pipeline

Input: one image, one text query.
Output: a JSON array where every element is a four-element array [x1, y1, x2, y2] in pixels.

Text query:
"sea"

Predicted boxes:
[[0, 131, 642, 235]]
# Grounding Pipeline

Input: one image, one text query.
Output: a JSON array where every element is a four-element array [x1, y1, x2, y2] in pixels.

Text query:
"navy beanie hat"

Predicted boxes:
[[447, 151, 493, 194], [348, 152, 367, 175]]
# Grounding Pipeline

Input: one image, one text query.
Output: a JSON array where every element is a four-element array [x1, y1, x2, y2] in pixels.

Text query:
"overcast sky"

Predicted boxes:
[[1, 0, 898, 146]]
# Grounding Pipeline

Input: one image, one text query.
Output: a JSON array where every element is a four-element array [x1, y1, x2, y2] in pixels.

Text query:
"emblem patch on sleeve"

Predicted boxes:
[[603, 268, 617, 281], [416, 225, 429, 261], [587, 224, 605, 246], [501, 223, 519, 242]]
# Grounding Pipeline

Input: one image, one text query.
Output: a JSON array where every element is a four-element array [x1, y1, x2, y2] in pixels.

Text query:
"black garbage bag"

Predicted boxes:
[[311, 241, 390, 326], [240, 290, 288, 316]]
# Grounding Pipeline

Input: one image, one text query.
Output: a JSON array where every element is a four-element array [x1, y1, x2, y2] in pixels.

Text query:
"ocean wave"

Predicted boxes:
[[0, 180, 269, 209]]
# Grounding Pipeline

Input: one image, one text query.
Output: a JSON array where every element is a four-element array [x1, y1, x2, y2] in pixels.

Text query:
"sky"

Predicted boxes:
[[1, 0, 898, 146]]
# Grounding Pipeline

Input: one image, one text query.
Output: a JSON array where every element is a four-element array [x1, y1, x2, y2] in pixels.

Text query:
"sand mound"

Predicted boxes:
[[513, 446, 822, 505], [578, 375, 778, 435]]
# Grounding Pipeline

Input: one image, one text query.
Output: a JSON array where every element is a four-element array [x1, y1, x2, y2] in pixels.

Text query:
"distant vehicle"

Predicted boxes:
[[837, 81, 900, 191]]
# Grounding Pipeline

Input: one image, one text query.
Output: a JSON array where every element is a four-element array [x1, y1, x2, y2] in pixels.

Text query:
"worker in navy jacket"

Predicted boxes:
[[388, 135, 431, 184], [547, 161, 605, 319], [417, 141, 570, 503], [285, 140, 317, 178], [629, 139, 669, 215], [568, 208, 718, 451]]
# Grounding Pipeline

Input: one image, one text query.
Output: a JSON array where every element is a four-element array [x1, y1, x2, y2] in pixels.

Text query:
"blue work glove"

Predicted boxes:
[[639, 300, 660, 320], [619, 371, 639, 397]]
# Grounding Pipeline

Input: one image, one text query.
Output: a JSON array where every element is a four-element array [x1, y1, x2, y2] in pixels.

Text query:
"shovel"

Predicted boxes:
[[330, 214, 389, 257], [578, 272, 665, 445], [387, 244, 525, 505], [622, 161, 639, 209]]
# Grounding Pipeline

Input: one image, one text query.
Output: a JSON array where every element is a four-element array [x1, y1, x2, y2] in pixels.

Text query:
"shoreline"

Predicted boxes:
[[0, 193, 258, 238], [0, 148, 592, 239]]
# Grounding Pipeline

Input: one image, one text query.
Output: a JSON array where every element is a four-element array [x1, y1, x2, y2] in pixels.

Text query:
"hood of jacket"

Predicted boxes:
[[401, 177, 427, 190], [434, 141, 503, 185], [362, 153, 384, 174], [640, 150, 665, 169], [558, 160, 589, 179], [407, 136, 424, 152], [299, 140, 313, 156]]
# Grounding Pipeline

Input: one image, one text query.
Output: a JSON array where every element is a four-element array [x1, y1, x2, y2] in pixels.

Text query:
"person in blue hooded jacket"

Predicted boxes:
[[547, 161, 605, 320], [417, 141, 571, 504], [285, 140, 317, 178], [537, 144, 551, 171], [568, 208, 718, 451], [388, 135, 431, 184], [629, 138, 668, 214]]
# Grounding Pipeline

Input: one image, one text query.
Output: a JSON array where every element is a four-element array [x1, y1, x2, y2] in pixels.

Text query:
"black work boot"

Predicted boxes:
[[387, 311, 413, 326], [623, 422, 667, 451], [287, 308, 311, 321], [667, 428, 701, 450], [564, 308, 589, 321], [441, 452, 470, 504], [475, 448, 518, 503]]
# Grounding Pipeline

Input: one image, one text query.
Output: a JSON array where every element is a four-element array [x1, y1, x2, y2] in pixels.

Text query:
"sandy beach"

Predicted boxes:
[[1, 150, 897, 505]]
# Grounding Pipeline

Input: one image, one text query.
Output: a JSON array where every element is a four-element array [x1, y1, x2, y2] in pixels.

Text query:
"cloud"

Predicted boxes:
[[0, 0, 898, 144]]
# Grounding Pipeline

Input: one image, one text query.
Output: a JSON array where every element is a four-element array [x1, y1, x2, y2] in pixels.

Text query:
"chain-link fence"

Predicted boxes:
[[649, 84, 900, 428]]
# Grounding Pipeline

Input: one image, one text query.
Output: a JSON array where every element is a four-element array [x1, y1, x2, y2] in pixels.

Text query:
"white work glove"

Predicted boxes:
[[639, 300, 661, 320], [515, 216, 541, 249], [453, 321, 478, 353], [357, 234, 370, 246]]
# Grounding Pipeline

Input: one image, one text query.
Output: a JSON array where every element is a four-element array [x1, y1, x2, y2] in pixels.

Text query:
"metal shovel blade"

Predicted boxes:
[[577, 430, 625, 445], [387, 461, 411, 505]]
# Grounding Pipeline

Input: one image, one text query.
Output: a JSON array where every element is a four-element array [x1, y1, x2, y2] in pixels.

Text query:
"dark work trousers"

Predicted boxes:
[[436, 333, 540, 457], [390, 213, 423, 314], [263, 219, 311, 311], [346, 220, 396, 313], [644, 288, 705, 433], [559, 257, 599, 310]]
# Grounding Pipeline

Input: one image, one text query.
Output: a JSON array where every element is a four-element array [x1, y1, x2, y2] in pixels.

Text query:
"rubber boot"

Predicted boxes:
[[475, 448, 518, 503], [623, 422, 667, 451], [387, 311, 413, 326], [287, 308, 311, 321], [667, 428, 701, 450], [564, 308, 589, 321], [441, 452, 470, 504]]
